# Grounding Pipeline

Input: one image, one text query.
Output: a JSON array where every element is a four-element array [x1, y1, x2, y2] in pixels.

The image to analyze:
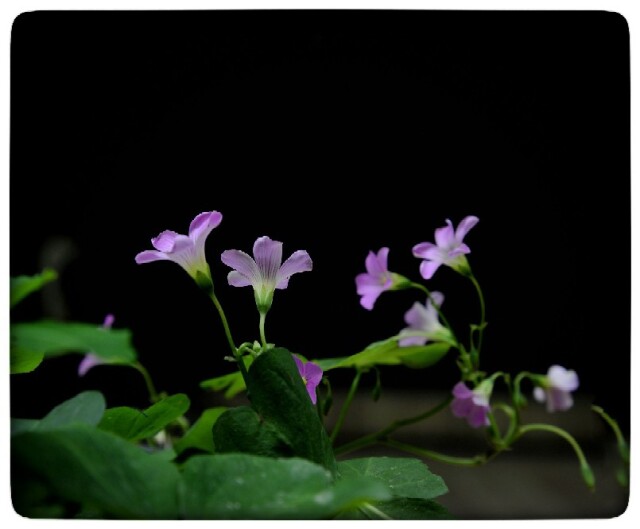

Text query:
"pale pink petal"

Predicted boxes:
[[152, 230, 180, 252], [276, 250, 312, 289], [452, 381, 473, 399], [293, 355, 305, 374], [78, 353, 104, 377], [412, 242, 438, 259], [404, 302, 430, 328], [468, 406, 490, 428], [451, 397, 472, 418], [227, 271, 252, 287], [135, 250, 168, 264], [455, 216, 479, 242], [365, 248, 389, 276], [548, 388, 574, 412], [103, 314, 115, 328], [533, 387, 546, 403], [221, 249, 260, 285], [435, 220, 456, 248], [419, 260, 442, 280], [448, 243, 471, 258], [304, 362, 323, 388], [398, 334, 428, 347], [253, 236, 283, 283], [429, 291, 445, 308], [548, 365, 579, 392], [359, 290, 382, 310], [188, 211, 223, 245]]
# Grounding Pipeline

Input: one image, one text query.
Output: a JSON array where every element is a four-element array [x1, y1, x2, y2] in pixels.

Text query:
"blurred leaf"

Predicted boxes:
[[179, 453, 390, 519], [12, 424, 180, 519], [10, 268, 58, 308], [98, 394, 190, 442], [340, 498, 453, 520], [11, 320, 137, 363], [11, 418, 39, 436], [10, 345, 45, 374], [173, 407, 226, 455], [316, 337, 450, 371], [212, 348, 336, 473], [199, 356, 252, 398], [338, 457, 448, 500]]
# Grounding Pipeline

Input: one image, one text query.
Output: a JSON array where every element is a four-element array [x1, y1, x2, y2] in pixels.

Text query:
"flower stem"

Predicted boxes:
[[330, 369, 363, 443], [516, 423, 595, 490], [469, 273, 486, 362], [132, 361, 160, 403], [592, 405, 629, 462], [334, 396, 452, 456], [259, 310, 268, 349], [208, 290, 249, 384], [382, 438, 487, 467]]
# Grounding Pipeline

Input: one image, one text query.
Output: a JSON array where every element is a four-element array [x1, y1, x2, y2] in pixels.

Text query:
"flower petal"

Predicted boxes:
[[548, 365, 579, 391], [365, 248, 389, 276], [293, 355, 305, 375], [419, 260, 441, 280], [448, 243, 471, 258], [548, 388, 574, 412], [78, 353, 104, 377], [189, 211, 223, 244], [429, 291, 445, 309], [451, 397, 472, 418], [359, 290, 382, 310], [467, 406, 490, 428], [533, 387, 546, 403], [221, 249, 259, 284], [227, 271, 252, 287], [398, 333, 428, 347], [304, 361, 323, 387], [455, 215, 479, 242], [412, 242, 438, 259], [103, 314, 115, 328], [253, 236, 283, 283], [152, 230, 180, 252], [452, 381, 473, 399], [435, 220, 456, 248], [276, 250, 313, 289], [135, 250, 169, 264], [404, 301, 430, 329]]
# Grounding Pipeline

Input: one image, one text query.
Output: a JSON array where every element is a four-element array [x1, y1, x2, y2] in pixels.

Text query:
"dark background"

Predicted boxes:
[[10, 11, 630, 436]]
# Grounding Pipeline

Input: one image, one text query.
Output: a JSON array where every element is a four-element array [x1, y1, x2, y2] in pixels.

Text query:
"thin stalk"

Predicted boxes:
[[469, 274, 486, 359], [208, 291, 249, 384], [259, 311, 268, 349], [334, 396, 452, 456], [330, 369, 363, 443], [132, 361, 160, 403], [382, 439, 487, 467]]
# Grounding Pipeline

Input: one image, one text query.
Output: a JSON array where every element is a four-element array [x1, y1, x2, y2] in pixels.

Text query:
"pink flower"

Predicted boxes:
[[413, 216, 479, 279], [78, 314, 115, 377], [221, 236, 312, 312], [450, 381, 491, 428], [135, 211, 222, 286], [398, 292, 452, 346], [533, 365, 579, 412], [293, 355, 323, 405], [355, 248, 393, 310]]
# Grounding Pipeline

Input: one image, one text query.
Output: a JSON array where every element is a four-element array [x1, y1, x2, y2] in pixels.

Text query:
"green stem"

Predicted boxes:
[[335, 396, 451, 456], [469, 273, 486, 362], [360, 503, 393, 520], [208, 291, 249, 384], [330, 369, 363, 443], [592, 405, 629, 462], [132, 361, 160, 403], [383, 439, 487, 467], [259, 311, 268, 349], [517, 423, 594, 489]]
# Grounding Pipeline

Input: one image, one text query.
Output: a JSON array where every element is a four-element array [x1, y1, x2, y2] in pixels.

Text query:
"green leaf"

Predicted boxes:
[[11, 320, 137, 363], [317, 337, 450, 371], [10, 345, 45, 374], [179, 453, 391, 519], [212, 348, 336, 473], [98, 394, 190, 442], [12, 391, 108, 435], [173, 407, 226, 455], [338, 457, 448, 500], [340, 498, 453, 520], [12, 424, 181, 519], [200, 371, 246, 398], [10, 268, 58, 308]]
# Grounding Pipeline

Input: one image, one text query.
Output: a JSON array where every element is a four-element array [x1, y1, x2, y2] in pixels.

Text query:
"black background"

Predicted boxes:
[[10, 11, 630, 433]]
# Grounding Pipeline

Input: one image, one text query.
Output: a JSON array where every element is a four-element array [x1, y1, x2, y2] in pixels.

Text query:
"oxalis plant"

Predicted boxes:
[[10, 211, 629, 520]]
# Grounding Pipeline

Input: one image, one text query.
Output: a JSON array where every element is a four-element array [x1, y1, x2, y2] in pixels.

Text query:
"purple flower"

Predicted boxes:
[[78, 314, 115, 377], [135, 211, 222, 285], [533, 365, 579, 412], [293, 355, 323, 405], [355, 247, 393, 310], [221, 236, 312, 312], [398, 292, 453, 346], [413, 216, 479, 279], [451, 381, 491, 428]]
